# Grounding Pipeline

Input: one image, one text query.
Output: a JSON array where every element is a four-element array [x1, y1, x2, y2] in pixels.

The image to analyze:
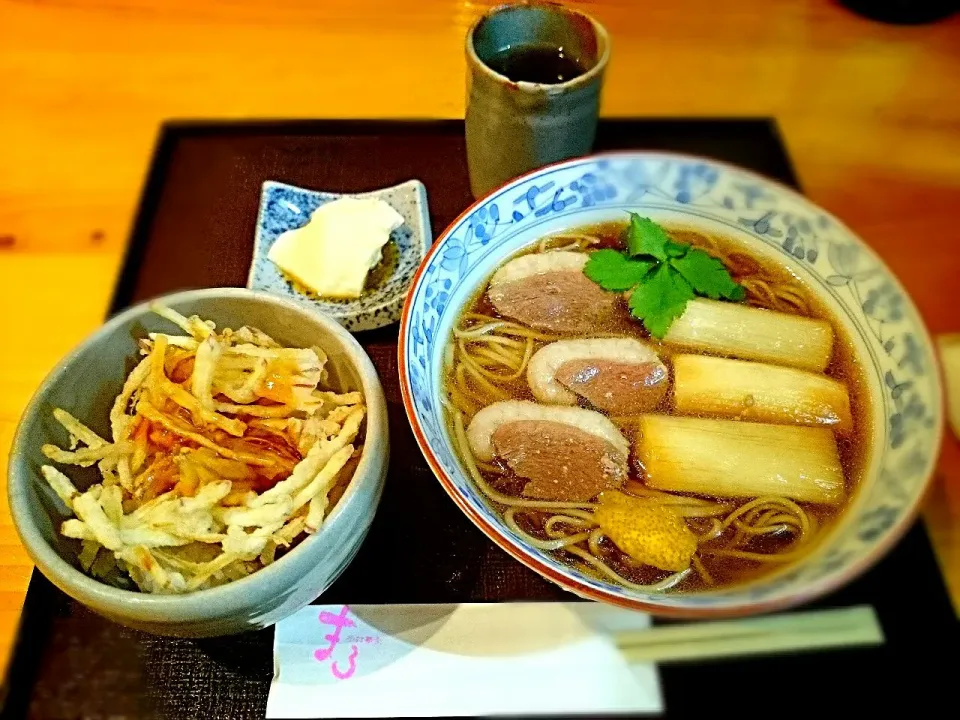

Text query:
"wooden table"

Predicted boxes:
[[1, 0, 958, 674]]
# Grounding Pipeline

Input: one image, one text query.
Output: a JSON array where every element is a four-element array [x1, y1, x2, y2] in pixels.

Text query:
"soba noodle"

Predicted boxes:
[[443, 224, 854, 592]]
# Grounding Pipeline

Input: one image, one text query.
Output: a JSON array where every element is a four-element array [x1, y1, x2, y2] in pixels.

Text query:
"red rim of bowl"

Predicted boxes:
[[398, 150, 943, 618]]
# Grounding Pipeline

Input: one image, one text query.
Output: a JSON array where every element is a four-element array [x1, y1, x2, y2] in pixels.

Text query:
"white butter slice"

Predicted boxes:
[[267, 197, 404, 299]]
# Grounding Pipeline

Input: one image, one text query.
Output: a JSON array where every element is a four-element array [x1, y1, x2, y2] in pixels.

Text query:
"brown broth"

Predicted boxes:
[[444, 222, 872, 592]]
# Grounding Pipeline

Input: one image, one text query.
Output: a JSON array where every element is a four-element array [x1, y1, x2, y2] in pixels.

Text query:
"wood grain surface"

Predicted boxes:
[[1, 0, 958, 674]]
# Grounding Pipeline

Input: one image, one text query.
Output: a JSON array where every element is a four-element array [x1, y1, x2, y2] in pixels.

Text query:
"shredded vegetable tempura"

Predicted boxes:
[[40, 304, 366, 594]]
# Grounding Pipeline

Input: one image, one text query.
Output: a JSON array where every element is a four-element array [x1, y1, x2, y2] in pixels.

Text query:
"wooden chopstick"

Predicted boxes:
[[616, 605, 884, 663]]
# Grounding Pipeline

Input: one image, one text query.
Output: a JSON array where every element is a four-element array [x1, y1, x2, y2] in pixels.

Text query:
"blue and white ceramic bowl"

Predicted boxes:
[[399, 152, 942, 616], [249, 180, 432, 332]]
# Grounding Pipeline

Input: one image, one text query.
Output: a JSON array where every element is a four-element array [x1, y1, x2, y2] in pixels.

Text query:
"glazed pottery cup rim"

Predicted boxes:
[[466, 2, 611, 92]]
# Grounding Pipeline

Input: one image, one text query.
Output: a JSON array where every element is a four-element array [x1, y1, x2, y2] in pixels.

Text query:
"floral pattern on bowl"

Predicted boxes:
[[399, 152, 942, 616], [249, 180, 432, 332]]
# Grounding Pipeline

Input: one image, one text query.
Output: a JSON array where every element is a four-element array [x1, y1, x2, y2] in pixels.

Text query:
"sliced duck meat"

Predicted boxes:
[[487, 252, 622, 334], [491, 420, 628, 502], [556, 360, 668, 414], [527, 338, 668, 413], [467, 399, 630, 462]]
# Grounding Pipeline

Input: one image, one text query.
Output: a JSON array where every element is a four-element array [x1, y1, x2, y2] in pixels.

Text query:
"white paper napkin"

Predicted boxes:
[[267, 602, 663, 718]]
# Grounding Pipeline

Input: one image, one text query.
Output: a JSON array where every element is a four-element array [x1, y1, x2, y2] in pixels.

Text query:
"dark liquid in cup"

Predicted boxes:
[[485, 44, 586, 84]]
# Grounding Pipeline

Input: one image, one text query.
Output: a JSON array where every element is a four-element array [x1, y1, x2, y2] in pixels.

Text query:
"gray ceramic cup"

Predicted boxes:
[[465, 2, 610, 197]]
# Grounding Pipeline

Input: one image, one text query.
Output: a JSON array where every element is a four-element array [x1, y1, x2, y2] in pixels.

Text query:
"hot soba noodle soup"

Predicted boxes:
[[442, 216, 870, 592]]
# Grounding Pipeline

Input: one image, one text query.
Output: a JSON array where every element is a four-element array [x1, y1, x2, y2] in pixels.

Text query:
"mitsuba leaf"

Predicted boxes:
[[582, 214, 745, 337], [625, 214, 672, 261], [584, 249, 655, 291], [671, 247, 745, 301], [628, 264, 694, 338]]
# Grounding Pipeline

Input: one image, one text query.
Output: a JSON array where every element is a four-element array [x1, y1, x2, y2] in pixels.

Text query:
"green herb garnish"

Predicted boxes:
[[583, 249, 654, 291], [627, 263, 694, 338], [584, 214, 745, 338], [625, 213, 672, 260]]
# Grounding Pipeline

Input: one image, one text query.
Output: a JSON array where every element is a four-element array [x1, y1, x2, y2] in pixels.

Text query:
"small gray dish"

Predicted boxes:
[[248, 179, 432, 332]]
